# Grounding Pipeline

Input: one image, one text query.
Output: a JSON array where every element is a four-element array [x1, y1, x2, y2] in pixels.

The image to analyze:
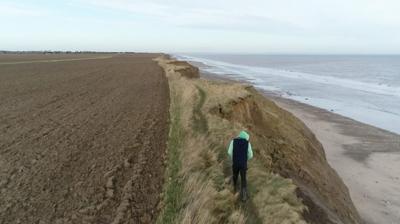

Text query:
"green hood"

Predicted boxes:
[[238, 131, 250, 141]]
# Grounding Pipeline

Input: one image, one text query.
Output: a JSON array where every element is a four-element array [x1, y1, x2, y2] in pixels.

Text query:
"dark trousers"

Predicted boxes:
[[232, 166, 247, 189]]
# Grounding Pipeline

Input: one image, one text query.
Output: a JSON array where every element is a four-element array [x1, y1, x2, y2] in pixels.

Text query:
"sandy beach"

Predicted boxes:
[[266, 93, 400, 224]]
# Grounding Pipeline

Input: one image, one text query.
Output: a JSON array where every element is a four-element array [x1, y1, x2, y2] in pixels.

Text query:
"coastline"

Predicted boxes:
[[179, 54, 400, 135], [199, 70, 400, 224], [267, 94, 400, 224], [157, 57, 361, 223]]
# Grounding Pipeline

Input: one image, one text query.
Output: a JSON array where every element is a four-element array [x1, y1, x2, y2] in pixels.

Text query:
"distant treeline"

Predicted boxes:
[[0, 50, 133, 54]]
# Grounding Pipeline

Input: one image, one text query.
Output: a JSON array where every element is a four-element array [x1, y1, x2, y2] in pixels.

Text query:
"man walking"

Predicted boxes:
[[227, 130, 253, 201]]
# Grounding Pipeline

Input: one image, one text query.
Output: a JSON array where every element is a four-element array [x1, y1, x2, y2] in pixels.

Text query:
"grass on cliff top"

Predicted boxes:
[[156, 57, 306, 224], [199, 80, 307, 224], [156, 84, 184, 224]]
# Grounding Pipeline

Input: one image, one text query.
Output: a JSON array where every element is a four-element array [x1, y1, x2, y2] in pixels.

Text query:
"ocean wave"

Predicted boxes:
[[176, 54, 400, 98]]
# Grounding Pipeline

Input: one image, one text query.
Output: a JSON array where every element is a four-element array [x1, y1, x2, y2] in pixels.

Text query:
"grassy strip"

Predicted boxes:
[[156, 90, 184, 224]]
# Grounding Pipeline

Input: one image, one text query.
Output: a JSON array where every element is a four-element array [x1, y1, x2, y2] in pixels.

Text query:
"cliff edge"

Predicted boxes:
[[156, 56, 361, 224]]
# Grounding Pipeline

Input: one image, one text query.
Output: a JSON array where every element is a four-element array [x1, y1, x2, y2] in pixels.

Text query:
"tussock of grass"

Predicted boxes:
[[155, 57, 307, 224], [248, 163, 306, 224]]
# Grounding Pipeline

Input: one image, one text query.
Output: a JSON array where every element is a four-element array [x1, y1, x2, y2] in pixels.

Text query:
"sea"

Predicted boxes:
[[174, 54, 400, 134]]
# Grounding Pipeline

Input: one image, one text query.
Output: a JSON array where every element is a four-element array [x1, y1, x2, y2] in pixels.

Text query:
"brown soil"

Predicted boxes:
[[0, 54, 169, 224]]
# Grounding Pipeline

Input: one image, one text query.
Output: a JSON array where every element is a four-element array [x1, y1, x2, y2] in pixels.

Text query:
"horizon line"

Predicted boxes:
[[2, 50, 400, 56]]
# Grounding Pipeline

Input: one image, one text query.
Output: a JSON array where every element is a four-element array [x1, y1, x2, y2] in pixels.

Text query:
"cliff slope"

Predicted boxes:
[[156, 56, 361, 224]]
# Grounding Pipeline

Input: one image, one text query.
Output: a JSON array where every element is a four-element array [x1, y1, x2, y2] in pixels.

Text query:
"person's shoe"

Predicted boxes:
[[240, 188, 248, 202]]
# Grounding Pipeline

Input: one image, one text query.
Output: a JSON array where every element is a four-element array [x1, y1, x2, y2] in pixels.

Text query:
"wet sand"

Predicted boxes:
[[266, 93, 400, 224]]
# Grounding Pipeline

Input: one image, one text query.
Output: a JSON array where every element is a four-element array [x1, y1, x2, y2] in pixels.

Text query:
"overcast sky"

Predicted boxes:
[[1, 0, 400, 54]]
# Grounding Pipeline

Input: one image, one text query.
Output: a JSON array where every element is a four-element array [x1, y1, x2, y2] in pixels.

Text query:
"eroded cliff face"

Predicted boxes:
[[211, 89, 361, 224], [164, 60, 200, 79], [157, 56, 361, 224]]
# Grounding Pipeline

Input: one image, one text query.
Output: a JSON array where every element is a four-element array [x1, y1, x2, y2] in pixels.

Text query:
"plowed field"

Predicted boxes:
[[0, 54, 169, 224]]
